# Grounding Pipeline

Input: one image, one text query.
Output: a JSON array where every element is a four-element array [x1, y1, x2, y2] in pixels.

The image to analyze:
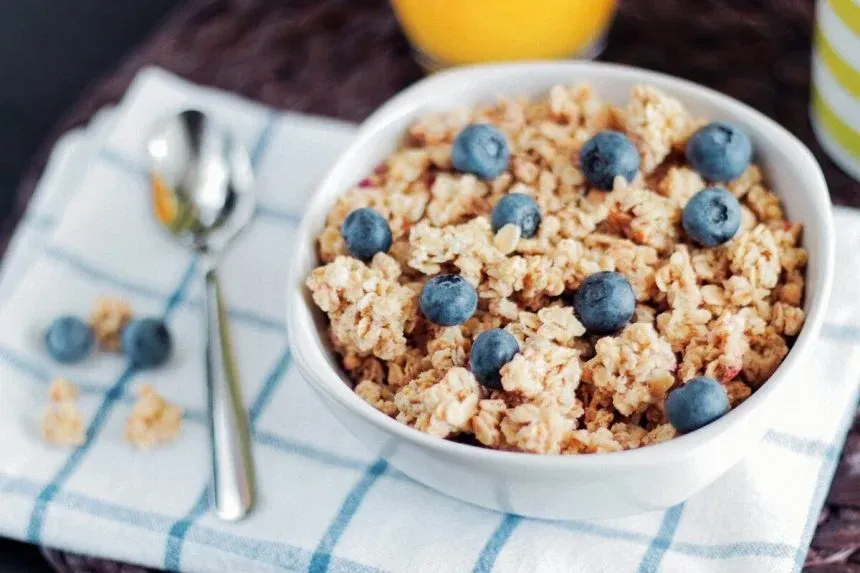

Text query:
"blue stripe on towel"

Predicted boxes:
[[820, 323, 860, 342], [248, 350, 292, 423], [181, 297, 285, 334], [251, 112, 280, 166], [0, 344, 105, 394], [27, 213, 56, 230], [252, 430, 374, 472], [44, 244, 176, 301], [672, 540, 794, 560], [551, 518, 655, 544], [254, 204, 303, 226], [636, 504, 685, 573], [99, 148, 148, 177], [308, 459, 389, 573], [224, 305, 285, 333], [163, 488, 211, 570], [184, 522, 383, 573], [473, 514, 523, 573], [764, 430, 840, 460]]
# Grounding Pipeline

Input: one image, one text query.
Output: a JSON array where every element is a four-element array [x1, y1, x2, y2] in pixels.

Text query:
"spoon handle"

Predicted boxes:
[[203, 266, 255, 521]]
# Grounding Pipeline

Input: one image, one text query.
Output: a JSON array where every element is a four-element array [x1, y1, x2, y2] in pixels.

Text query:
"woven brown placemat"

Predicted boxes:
[[12, 0, 860, 571]]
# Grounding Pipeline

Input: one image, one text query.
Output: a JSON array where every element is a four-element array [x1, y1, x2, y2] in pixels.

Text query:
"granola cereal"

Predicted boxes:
[[90, 296, 133, 351], [307, 84, 807, 455], [41, 378, 85, 447], [124, 384, 183, 449]]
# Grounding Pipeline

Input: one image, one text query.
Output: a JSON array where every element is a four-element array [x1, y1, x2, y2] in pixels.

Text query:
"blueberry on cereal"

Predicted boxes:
[[341, 207, 392, 261], [580, 131, 640, 190], [666, 376, 729, 433], [572, 271, 635, 335], [682, 187, 741, 247], [122, 318, 172, 368], [419, 274, 477, 327], [451, 124, 510, 180], [685, 121, 752, 182], [491, 193, 541, 238], [470, 328, 519, 390], [45, 316, 94, 364]]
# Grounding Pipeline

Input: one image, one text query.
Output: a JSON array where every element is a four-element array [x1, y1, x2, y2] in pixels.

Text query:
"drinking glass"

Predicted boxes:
[[390, 0, 617, 71]]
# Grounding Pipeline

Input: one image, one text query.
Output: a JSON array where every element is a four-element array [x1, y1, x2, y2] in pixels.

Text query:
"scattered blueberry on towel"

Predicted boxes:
[[123, 318, 172, 368], [45, 316, 94, 364]]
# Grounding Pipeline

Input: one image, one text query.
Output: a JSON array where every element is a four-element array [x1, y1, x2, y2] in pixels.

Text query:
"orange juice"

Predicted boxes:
[[390, 0, 617, 68]]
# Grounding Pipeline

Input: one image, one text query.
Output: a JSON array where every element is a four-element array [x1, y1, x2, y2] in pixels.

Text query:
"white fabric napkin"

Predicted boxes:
[[0, 67, 857, 573]]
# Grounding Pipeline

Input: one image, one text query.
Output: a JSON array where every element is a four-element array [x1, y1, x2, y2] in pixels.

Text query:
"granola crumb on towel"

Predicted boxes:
[[41, 378, 85, 447], [90, 296, 133, 351], [124, 384, 183, 449]]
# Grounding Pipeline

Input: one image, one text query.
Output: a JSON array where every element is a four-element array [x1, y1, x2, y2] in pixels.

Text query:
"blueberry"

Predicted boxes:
[[45, 316, 93, 364], [682, 187, 741, 247], [470, 328, 520, 390], [572, 271, 636, 335], [491, 193, 541, 238], [451, 124, 510, 180], [685, 121, 752, 182], [419, 274, 478, 326], [122, 318, 172, 368], [665, 376, 730, 433], [579, 131, 640, 190], [341, 207, 392, 261]]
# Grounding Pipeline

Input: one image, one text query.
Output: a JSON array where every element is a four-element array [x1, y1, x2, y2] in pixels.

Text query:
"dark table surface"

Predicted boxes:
[[0, 0, 181, 251], [6, 0, 860, 572]]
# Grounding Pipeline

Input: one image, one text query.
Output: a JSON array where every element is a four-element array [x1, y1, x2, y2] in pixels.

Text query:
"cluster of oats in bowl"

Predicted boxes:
[[305, 83, 807, 455]]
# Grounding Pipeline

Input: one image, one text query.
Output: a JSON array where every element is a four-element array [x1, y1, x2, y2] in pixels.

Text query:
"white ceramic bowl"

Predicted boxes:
[[287, 61, 834, 520]]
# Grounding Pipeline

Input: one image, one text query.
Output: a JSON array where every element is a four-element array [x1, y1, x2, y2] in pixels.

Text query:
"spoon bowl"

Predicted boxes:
[[148, 109, 255, 255]]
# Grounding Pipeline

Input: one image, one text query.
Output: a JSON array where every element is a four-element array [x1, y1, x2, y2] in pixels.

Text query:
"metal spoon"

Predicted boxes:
[[147, 110, 256, 521]]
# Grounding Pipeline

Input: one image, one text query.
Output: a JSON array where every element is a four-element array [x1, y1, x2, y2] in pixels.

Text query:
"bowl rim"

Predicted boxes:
[[287, 60, 835, 470]]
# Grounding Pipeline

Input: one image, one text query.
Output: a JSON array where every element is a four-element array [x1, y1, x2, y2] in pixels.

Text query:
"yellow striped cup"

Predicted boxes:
[[811, 0, 860, 181]]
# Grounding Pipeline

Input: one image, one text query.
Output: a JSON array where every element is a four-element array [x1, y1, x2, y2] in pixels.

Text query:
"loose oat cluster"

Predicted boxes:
[[90, 296, 134, 352], [41, 377, 85, 447], [40, 378, 183, 449], [124, 384, 183, 449], [307, 83, 807, 455]]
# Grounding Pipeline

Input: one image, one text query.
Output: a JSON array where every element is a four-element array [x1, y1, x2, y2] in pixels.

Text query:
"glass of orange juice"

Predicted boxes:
[[390, 0, 617, 70]]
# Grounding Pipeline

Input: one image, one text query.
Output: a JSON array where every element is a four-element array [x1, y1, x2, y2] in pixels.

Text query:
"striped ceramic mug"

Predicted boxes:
[[812, 0, 860, 181]]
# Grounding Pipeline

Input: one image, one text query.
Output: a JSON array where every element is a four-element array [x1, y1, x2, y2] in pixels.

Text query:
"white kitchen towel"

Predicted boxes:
[[0, 67, 857, 573]]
